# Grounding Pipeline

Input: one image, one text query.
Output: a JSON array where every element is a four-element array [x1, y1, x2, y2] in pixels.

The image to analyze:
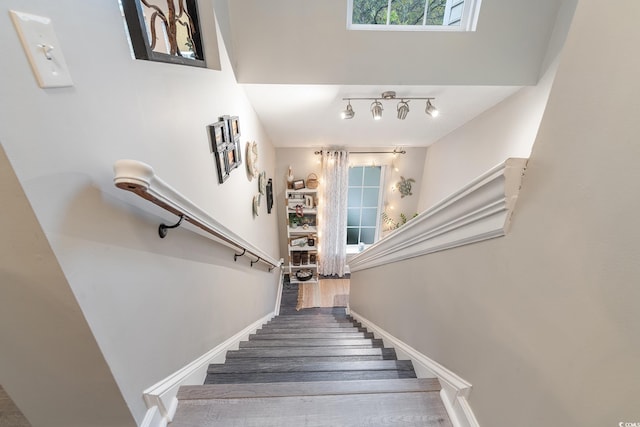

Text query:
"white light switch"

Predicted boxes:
[[9, 10, 73, 88]]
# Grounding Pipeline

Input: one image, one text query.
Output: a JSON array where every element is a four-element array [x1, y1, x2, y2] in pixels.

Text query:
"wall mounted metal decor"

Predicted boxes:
[[121, 0, 206, 68], [208, 116, 242, 183]]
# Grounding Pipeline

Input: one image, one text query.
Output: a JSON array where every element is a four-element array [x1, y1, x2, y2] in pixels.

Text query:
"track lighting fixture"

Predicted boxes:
[[397, 100, 409, 120], [371, 100, 383, 120], [340, 91, 437, 121], [341, 101, 355, 119], [425, 99, 439, 117]]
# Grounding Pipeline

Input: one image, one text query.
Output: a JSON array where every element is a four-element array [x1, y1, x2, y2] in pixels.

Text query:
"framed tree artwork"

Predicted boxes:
[[121, 0, 206, 68]]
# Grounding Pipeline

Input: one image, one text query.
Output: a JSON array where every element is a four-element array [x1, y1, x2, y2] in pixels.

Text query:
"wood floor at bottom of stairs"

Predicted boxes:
[[170, 390, 452, 427]]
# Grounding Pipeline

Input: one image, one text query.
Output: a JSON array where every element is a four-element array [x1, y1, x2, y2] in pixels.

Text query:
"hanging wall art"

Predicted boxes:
[[121, 0, 206, 68], [208, 116, 242, 184]]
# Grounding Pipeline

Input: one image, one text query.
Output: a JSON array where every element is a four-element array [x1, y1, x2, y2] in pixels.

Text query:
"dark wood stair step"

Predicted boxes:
[[250, 332, 373, 340], [223, 355, 393, 364], [256, 326, 367, 334], [172, 379, 451, 427], [264, 322, 360, 329], [208, 360, 415, 374], [204, 369, 417, 384], [239, 338, 383, 348], [274, 315, 351, 320], [179, 378, 442, 400], [225, 347, 397, 359]]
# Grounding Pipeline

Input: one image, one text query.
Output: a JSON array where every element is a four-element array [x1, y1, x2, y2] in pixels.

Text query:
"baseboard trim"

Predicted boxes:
[[349, 309, 480, 427], [140, 311, 275, 427]]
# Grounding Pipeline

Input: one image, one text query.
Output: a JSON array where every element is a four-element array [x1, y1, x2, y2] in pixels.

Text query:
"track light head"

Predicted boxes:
[[371, 100, 383, 120], [341, 101, 355, 119], [425, 99, 439, 117], [397, 100, 409, 120]]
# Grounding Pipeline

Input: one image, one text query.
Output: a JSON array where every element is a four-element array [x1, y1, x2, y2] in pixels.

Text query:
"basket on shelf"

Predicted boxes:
[[295, 269, 313, 281], [306, 173, 319, 189]]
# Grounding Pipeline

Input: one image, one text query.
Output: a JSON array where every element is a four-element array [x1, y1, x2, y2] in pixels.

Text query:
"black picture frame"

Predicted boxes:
[[208, 117, 242, 184], [221, 115, 242, 172], [121, 0, 206, 68], [209, 121, 229, 183]]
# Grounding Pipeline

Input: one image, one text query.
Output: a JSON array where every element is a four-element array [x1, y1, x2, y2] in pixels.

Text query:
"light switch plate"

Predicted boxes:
[[9, 10, 73, 88]]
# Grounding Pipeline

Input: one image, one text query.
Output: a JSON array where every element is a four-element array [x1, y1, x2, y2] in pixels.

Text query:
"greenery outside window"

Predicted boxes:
[[348, 0, 481, 31], [347, 166, 385, 251]]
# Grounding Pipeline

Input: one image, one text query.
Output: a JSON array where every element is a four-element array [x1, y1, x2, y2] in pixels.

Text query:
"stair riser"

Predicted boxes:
[[204, 370, 417, 384], [208, 360, 415, 374]]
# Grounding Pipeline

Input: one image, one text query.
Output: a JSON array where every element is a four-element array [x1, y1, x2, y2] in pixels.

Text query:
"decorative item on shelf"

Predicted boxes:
[[292, 179, 305, 190], [306, 173, 319, 189], [290, 236, 308, 247], [295, 205, 305, 218], [295, 269, 313, 282], [246, 141, 259, 180], [300, 251, 309, 265], [287, 166, 294, 189], [292, 252, 301, 266], [397, 176, 416, 198], [307, 236, 315, 247], [258, 171, 266, 195], [304, 194, 314, 208], [309, 253, 317, 264]]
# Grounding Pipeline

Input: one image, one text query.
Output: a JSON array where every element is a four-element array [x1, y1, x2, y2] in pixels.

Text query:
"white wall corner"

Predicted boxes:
[[140, 311, 275, 427], [349, 310, 480, 427], [349, 158, 528, 272]]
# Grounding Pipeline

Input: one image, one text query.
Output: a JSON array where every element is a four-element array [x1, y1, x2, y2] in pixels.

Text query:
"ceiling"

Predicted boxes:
[[218, 0, 567, 148]]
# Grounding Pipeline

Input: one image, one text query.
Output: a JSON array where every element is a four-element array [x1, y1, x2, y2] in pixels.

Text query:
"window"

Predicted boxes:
[[347, 166, 384, 249], [348, 0, 481, 31]]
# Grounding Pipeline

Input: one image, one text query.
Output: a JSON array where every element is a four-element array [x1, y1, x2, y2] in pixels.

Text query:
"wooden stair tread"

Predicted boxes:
[[208, 360, 414, 374], [224, 355, 393, 363], [265, 322, 360, 328], [205, 370, 417, 384], [172, 391, 451, 427], [178, 378, 442, 400], [251, 332, 372, 339], [257, 327, 366, 334], [225, 348, 396, 358], [239, 338, 383, 348]]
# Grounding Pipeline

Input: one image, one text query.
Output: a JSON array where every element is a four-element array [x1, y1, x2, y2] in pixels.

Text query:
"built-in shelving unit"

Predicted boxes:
[[286, 188, 319, 284]]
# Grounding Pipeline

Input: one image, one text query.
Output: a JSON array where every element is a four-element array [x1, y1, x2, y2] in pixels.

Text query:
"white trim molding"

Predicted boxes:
[[349, 309, 480, 427], [349, 158, 527, 272], [139, 312, 275, 427]]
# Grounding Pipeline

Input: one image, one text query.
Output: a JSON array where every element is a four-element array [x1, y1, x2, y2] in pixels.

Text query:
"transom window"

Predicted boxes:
[[347, 166, 384, 249], [348, 0, 480, 31]]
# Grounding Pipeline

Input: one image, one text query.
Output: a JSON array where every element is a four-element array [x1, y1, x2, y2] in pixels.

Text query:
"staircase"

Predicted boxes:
[[169, 283, 452, 426]]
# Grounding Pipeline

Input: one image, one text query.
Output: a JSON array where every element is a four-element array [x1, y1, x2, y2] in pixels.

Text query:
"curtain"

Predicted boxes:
[[318, 150, 349, 277]]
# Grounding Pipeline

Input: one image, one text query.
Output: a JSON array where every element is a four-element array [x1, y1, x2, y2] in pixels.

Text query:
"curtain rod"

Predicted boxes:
[[314, 149, 406, 155]]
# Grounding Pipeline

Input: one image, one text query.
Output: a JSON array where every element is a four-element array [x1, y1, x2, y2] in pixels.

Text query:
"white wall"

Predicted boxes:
[[0, 1, 280, 425], [416, 0, 576, 211], [228, 0, 563, 85], [349, 1, 640, 426]]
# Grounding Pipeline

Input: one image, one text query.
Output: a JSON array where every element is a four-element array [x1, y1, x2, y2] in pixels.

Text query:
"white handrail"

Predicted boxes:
[[113, 159, 281, 270]]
